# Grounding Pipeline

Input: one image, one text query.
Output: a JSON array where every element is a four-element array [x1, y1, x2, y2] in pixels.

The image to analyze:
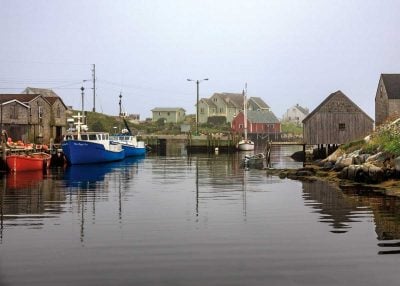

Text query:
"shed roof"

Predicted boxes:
[[247, 110, 280, 123], [302, 90, 373, 123], [0, 93, 46, 104], [381, 74, 400, 99]]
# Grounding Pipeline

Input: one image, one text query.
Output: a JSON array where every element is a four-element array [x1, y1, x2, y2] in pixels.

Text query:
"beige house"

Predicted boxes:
[[198, 92, 271, 124], [151, 107, 186, 123], [375, 74, 400, 126]]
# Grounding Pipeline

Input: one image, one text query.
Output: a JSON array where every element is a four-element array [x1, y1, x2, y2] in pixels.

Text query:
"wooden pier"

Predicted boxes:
[[140, 133, 241, 153]]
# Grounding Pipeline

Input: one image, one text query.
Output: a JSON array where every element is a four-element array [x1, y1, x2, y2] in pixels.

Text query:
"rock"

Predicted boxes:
[[347, 165, 357, 180], [368, 165, 384, 183], [342, 156, 354, 166], [325, 149, 345, 163], [394, 156, 400, 172], [322, 161, 334, 170], [338, 167, 348, 179], [366, 152, 387, 167]]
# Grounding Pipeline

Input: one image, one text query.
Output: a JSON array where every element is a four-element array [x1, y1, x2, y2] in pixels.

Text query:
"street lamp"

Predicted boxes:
[[187, 78, 208, 135]]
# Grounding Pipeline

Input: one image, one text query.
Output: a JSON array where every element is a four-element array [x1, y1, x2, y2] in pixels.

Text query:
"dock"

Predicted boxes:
[[140, 133, 241, 153]]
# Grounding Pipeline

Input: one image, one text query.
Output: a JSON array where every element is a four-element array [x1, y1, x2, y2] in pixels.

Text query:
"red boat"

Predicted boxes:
[[6, 152, 51, 172]]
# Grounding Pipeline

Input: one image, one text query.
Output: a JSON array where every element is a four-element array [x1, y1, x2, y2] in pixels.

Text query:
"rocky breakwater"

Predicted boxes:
[[321, 149, 398, 184]]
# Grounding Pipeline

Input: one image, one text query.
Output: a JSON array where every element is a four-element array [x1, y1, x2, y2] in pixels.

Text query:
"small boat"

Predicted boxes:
[[6, 152, 51, 172], [237, 84, 255, 151], [242, 153, 266, 169], [62, 113, 125, 165]]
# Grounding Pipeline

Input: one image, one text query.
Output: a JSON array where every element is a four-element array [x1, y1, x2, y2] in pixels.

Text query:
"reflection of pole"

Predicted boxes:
[[242, 170, 247, 218], [118, 174, 122, 223], [0, 175, 5, 243], [196, 158, 199, 217]]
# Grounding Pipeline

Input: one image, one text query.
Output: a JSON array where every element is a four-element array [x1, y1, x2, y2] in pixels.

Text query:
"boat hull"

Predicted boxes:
[[237, 140, 255, 151], [62, 140, 125, 165], [120, 144, 146, 157], [6, 153, 51, 172]]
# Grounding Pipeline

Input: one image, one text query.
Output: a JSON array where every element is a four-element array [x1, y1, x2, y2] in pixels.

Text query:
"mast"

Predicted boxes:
[[243, 84, 248, 140]]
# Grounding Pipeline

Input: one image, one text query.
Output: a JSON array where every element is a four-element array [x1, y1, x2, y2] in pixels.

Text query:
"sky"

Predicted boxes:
[[1, 0, 400, 120]]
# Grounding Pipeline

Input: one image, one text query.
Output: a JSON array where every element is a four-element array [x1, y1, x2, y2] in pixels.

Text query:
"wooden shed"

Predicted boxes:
[[302, 91, 373, 145]]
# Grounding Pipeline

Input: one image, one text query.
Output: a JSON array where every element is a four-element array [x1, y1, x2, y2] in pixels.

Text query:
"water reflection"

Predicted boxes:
[[303, 180, 400, 254]]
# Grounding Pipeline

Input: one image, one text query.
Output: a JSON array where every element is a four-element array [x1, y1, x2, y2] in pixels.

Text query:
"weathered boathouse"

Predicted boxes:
[[303, 90, 374, 146], [375, 73, 400, 126]]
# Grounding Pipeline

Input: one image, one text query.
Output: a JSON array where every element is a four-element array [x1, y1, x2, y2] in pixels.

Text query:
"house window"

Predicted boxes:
[[200, 108, 204, 113], [239, 124, 243, 129], [158, 112, 161, 116], [56, 106, 61, 118], [339, 123, 346, 131], [219, 108, 223, 113], [167, 112, 170, 116]]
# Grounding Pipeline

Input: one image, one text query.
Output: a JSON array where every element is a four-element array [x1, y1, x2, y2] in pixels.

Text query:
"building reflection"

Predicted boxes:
[[302, 180, 400, 254]]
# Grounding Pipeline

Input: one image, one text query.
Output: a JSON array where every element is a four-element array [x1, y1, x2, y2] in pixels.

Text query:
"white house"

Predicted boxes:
[[282, 104, 309, 125]]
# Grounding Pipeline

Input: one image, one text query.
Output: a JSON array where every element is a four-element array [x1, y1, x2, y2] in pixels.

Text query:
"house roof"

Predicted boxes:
[[23, 87, 59, 97], [199, 98, 217, 108], [302, 90, 373, 123], [247, 110, 280, 124], [151, 107, 186, 112], [381, 74, 400, 99], [0, 93, 44, 104], [249, 97, 270, 109], [294, 104, 309, 115], [214, 93, 244, 108]]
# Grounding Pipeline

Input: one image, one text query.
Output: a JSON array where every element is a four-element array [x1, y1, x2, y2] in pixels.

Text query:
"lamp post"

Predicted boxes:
[[187, 78, 208, 135]]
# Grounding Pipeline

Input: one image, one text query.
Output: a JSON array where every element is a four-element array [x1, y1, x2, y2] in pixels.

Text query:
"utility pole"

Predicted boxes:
[[92, 64, 96, 112]]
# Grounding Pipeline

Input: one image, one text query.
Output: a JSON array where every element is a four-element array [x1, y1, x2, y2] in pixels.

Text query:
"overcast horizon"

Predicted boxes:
[[1, 0, 400, 120]]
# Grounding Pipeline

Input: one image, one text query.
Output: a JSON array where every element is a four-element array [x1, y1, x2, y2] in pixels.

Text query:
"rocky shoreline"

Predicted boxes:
[[267, 153, 400, 197]]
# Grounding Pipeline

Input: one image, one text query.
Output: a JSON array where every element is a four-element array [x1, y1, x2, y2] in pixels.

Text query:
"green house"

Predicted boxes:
[[151, 107, 186, 123]]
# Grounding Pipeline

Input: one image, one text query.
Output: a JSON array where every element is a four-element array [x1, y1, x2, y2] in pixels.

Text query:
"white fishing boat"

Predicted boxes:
[[237, 84, 255, 151]]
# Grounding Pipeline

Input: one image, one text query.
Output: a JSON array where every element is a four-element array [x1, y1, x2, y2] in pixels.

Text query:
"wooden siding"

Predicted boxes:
[[303, 91, 373, 145], [303, 112, 373, 145]]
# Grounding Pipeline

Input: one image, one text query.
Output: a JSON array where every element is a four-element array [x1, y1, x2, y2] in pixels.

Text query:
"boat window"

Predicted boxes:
[[104, 134, 108, 140], [81, 134, 88, 140], [73, 135, 78, 140], [89, 134, 97, 140]]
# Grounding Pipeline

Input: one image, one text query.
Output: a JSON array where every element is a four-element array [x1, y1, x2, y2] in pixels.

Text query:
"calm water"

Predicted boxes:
[[1, 146, 400, 285]]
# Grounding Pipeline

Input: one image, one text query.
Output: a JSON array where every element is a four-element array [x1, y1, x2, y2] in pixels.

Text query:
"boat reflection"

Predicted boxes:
[[6, 170, 44, 190], [63, 156, 144, 188]]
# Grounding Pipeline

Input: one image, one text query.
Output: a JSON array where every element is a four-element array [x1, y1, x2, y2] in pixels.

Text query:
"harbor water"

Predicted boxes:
[[1, 145, 400, 285]]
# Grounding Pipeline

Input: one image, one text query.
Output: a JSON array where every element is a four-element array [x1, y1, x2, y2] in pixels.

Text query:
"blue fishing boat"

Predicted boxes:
[[110, 131, 146, 157], [62, 113, 125, 165]]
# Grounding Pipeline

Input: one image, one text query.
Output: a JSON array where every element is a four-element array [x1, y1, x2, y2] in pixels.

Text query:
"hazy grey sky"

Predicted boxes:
[[1, 0, 399, 119]]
